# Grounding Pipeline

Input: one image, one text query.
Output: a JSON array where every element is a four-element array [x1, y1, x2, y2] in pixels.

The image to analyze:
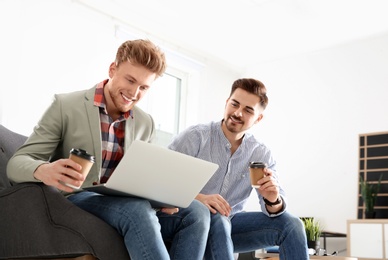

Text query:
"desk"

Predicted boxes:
[[255, 253, 357, 260], [321, 230, 346, 250]]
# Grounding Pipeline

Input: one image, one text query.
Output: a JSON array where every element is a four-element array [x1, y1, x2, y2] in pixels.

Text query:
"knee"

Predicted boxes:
[[289, 214, 304, 230], [191, 200, 210, 219], [191, 200, 210, 216], [185, 200, 211, 228], [280, 213, 306, 237], [211, 213, 231, 229]]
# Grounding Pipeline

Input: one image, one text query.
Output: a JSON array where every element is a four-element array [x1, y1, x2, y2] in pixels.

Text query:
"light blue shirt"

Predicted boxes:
[[168, 120, 286, 216]]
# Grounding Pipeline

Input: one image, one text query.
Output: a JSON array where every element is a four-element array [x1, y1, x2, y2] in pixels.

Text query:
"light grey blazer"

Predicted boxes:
[[7, 85, 155, 188]]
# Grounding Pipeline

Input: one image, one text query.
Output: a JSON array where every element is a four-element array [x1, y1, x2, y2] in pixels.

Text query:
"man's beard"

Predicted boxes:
[[111, 90, 136, 113], [224, 115, 243, 133]]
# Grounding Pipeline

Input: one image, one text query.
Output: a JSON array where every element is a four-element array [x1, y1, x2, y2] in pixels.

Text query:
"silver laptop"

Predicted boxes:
[[83, 140, 218, 208]]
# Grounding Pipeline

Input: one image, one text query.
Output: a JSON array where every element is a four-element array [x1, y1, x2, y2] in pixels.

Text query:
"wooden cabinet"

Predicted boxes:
[[347, 219, 388, 260], [359, 132, 388, 219]]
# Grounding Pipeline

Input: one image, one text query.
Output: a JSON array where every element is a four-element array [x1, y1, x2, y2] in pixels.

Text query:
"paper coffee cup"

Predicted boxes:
[[65, 148, 95, 189], [249, 162, 266, 188]]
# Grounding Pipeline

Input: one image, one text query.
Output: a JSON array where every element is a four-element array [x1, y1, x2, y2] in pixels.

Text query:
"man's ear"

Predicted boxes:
[[255, 114, 264, 124], [108, 62, 116, 78]]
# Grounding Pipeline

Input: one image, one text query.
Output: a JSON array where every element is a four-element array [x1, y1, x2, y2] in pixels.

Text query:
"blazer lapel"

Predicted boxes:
[[84, 86, 102, 172], [124, 115, 135, 152]]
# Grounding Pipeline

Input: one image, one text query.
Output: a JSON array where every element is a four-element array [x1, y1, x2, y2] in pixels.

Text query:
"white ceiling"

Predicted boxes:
[[77, 0, 388, 73]]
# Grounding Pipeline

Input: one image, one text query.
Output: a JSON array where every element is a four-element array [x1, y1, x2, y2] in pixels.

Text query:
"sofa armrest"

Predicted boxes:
[[0, 183, 129, 260]]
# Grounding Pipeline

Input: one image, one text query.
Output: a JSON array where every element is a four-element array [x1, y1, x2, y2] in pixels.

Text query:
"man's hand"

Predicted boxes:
[[33, 159, 85, 192], [196, 193, 232, 216], [160, 207, 179, 215], [256, 168, 279, 201], [257, 168, 283, 213]]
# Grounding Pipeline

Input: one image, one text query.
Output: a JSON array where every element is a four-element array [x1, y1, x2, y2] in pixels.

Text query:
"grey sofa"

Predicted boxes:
[[0, 124, 130, 260]]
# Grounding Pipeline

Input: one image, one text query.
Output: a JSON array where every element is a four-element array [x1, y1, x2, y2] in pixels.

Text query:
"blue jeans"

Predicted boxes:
[[68, 191, 210, 260], [205, 211, 309, 260]]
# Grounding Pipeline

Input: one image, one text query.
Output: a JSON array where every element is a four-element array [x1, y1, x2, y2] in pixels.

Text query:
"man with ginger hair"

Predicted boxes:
[[8, 39, 210, 260]]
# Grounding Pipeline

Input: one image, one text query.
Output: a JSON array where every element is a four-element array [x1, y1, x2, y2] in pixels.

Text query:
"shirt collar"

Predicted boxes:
[[218, 120, 246, 149], [94, 79, 132, 120]]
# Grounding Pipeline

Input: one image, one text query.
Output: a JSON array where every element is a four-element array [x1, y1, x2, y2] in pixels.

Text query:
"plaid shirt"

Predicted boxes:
[[94, 80, 132, 183]]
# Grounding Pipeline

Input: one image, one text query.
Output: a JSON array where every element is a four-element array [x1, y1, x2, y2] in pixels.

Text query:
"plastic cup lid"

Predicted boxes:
[[249, 161, 266, 168], [70, 148, 95, 162]]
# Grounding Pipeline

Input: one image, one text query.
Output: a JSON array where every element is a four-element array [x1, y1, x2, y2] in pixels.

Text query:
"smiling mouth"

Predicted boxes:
[[229, 116, 242, 124], [122, 93, 137, 103]]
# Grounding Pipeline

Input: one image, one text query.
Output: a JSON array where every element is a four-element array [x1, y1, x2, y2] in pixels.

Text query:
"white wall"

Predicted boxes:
[[2, 0, 388, 241], [242, 32, 388, 234], [0, 0, 117, 134], [0, 0, 238, 136]]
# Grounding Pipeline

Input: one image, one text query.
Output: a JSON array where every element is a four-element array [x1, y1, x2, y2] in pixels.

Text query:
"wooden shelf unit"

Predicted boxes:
[[358, 132, 388, 219]]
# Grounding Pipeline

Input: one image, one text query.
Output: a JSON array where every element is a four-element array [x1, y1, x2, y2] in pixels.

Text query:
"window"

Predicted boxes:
[[114, 26, 203, 147], [137, 71, 184, 147]]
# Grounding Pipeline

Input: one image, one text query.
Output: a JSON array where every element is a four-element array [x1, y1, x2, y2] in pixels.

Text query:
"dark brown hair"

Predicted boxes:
[[115, 39, 166, 78], [230, 78, 268, 109]]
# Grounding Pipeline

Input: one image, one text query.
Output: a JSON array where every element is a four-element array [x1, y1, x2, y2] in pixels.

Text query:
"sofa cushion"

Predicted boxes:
[[0, 125, 130, 259], [0, 183, 130, 259], [0, 125, 27, 189]]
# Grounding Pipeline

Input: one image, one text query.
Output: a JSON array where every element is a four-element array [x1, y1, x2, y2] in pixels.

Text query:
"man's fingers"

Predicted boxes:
[[196, 193, 231, 216], [161, 207, 179, 215], [208, 195, 231, 216], [56, 182, 75, 193]]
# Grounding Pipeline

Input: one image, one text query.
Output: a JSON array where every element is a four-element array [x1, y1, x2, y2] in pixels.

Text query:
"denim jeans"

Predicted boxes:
[[68, 191, 210, 260], [204, 211, 309, 260]]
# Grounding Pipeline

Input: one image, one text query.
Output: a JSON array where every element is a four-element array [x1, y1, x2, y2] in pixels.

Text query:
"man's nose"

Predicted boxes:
[[134, 86, 142, 96], [234, 108, 243, 117]]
